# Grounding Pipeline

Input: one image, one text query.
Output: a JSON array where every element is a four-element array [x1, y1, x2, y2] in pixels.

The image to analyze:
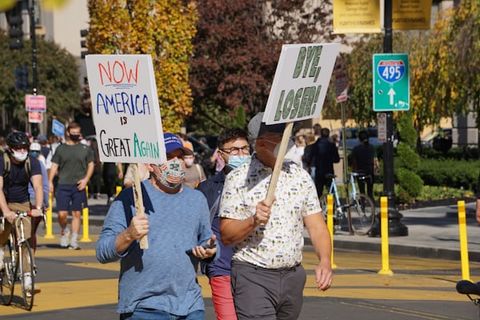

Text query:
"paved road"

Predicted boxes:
[[1, 236, 478, 319]]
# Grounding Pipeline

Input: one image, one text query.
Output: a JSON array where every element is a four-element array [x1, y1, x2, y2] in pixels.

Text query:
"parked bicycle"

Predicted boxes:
[[456, 279, 480, 319], [319, 172, 376, 235], [0, 211, 39, 310]]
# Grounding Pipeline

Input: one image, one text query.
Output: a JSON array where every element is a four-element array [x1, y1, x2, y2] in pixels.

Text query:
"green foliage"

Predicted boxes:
[[87, 0, 198, 132], [396, 143, 420, 171], [188, 102, 247, 135], [420, 147, 479, 161], [417, 159, 480, 191], [416, 185, 475, 201], [0, 31, 80, 129], [396, 167, 423, 203], [396, 113, 417, 148]]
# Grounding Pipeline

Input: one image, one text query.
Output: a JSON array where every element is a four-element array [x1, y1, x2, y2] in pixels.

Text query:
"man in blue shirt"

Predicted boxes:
[[96, 133, 217, 320], [197, 128, 250, 320]]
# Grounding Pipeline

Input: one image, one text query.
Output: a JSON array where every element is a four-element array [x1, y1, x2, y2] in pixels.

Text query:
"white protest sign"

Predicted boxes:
[[85, 55, 166, 164], [263, 43, 340, 125]]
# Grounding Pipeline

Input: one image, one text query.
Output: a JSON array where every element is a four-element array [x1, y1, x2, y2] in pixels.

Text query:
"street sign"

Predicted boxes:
[[52, 119, 65, 137], [25, 94, 46, 112], [377, 112, 387, 143], [373, 53, 409, 112], [28, 112, 43, 123]]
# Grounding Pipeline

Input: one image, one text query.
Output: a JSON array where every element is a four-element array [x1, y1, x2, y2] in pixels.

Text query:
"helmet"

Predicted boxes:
[[6, 131, 30, 149]]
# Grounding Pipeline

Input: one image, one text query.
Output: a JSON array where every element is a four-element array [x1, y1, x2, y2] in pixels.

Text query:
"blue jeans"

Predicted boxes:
[[121, 309, 205, 320]]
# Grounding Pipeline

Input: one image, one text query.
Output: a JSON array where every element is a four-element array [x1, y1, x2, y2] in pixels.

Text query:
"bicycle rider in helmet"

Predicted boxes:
[[0, 131, 44, 270]]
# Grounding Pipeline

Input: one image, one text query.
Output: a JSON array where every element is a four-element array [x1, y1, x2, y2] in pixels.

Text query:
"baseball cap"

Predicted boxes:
[[37, 134, 48, 143], [30, 142, 41, 152], [247, 112, 286, 140], [164, 133, 193, 155]]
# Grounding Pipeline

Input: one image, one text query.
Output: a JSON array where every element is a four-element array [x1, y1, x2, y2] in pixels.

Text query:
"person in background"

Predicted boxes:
[[28, 142, 49, 210], [476, 173, 480, 225], [309, 128, 340, 198], [49, 122, 94, 250], [123, 163, 150, 189], [103, 162, 123, 205], [178, 132, 194, 153], [87, 137, 102, 199], [350, 130, 378, 201], [184, 152, 206, 189], [219, 113, 332, 320], [96, 132, 217, 320], [197, 128, 250, 320], [286, 134, 306, 168]]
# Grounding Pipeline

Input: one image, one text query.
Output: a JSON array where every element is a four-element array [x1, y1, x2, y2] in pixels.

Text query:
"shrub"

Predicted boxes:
[[417, 159, 480, 190], [396, 167, 423, 203]]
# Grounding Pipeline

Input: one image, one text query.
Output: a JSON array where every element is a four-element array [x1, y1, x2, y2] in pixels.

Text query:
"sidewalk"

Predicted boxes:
[[51, 194, 479, 261], [317, 201, 480, 261]]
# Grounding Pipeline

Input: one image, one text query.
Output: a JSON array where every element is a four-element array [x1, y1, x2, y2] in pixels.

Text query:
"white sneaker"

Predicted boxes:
[[60, 229, 70, 248], [24, 272, 32, 294], [69, 233, 80, 250], [0, 248, 4, 270]]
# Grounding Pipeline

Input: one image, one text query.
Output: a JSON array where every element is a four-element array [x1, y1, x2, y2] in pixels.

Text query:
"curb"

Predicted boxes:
[[304, 237, 480, 262]]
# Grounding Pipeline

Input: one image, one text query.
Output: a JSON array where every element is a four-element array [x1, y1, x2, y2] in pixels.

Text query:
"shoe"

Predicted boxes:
[[24, 272, 32, 294], [60, 229, 71, 248], [69, 233, 80, 250], [0, 248, 4, 270]]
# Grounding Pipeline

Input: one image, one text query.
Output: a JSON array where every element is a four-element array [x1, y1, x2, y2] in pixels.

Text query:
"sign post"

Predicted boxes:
[[263, 43, 340, 205], [86, 54, 167, 249]]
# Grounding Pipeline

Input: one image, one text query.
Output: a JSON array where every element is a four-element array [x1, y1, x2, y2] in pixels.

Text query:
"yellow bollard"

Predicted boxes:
[[378, 196, 393, 275], [85, 186, 89, 199], [457, 200, 470, 281], [44, 192, 55, 239], [326, 194, 337, 269], [80, 205, 92, 242], [116, 185, 122, 196]]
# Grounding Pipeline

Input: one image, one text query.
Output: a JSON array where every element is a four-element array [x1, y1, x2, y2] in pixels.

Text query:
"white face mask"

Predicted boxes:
[[12, 150, 28, 162]]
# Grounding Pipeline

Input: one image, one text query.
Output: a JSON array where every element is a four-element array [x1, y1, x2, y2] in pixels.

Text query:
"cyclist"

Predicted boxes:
[[0, 131, 44, 290], [350, 130, 379, 201]]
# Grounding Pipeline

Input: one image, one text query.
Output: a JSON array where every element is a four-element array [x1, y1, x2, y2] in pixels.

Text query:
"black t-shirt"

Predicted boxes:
[[351, 143, 375, 175], [0, 154, 42, 203]]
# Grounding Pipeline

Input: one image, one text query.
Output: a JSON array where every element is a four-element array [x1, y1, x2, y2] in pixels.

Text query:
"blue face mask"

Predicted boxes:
[[227, 155, 250, 169]]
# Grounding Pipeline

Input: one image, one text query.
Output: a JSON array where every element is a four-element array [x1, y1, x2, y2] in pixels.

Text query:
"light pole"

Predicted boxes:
[[28, 0, 39, 137]]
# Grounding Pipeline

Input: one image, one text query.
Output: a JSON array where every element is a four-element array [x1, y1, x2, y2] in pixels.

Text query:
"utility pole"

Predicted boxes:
[[29, 0, 39, 137], [369, 0, 408, 237]]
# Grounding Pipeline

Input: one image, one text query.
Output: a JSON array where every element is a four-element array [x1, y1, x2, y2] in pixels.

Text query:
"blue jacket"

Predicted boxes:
[[197, 171, 234, 278]]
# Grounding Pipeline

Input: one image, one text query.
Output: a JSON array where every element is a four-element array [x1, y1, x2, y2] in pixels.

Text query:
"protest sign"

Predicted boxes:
[[263, 43, 340, 125], [85, 54, 166, 165], [263, 43, 339, 205], [51, 119, 65, 137], [86, 54, 164, 250]]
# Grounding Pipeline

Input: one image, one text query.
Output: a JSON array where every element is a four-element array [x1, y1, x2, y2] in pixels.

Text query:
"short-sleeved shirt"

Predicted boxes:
[[0, 154, 41, 203], [51, 143, 94, 185], [219, 156, 321, 269]]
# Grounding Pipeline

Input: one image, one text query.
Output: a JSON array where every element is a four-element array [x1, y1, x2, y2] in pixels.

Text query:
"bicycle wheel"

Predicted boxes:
[[349, 193, 375, 235], [19, 241, 35, 310], [0, 240, 15, 305]]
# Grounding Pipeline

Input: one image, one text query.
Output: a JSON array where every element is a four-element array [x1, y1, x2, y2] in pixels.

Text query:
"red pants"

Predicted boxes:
[[209, 275, 237, 320]]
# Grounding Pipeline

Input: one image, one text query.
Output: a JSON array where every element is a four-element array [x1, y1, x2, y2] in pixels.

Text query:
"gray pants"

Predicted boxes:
[[231, 261, 306, 320]]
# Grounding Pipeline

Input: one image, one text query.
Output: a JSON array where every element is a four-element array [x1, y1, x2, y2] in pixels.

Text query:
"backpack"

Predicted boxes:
[[3, 153, 32, 186]]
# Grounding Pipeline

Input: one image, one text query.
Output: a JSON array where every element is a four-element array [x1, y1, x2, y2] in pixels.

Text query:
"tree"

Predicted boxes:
[[87, 0, 198, 132], [189, 0, 341, 133], [0, 30, 80, 132]]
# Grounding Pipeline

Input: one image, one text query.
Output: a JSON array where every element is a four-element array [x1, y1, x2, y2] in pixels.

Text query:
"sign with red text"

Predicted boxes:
[[263, 43, 340, 125], [85, 55, 166, 164], [25, 94, 46, 112]]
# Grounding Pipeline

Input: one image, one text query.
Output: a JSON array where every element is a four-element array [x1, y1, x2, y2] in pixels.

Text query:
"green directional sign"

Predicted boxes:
[[373, 53, 409, 112]]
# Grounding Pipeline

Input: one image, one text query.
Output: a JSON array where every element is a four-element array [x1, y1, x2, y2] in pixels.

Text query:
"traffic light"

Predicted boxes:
[[5, 1, 24, 50], [14, 65, 28, 90], [80, 29, 89, 59]]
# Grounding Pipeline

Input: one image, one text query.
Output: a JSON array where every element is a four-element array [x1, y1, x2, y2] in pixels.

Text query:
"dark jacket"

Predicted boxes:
[[196, 171, 234, 278], [312, 137, 340, 176]]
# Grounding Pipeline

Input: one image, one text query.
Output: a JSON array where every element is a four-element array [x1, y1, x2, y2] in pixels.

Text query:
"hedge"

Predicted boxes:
[[417, 159, 480, 191]]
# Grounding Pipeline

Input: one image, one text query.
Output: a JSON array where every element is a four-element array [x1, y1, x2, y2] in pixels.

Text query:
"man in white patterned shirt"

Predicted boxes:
[[219, 113, 333, 320]]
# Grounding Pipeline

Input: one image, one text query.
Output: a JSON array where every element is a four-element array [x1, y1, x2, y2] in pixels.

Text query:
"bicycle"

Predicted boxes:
[[0, 211, 38, 310], [456, 279, 480, 319], [319, 172, 376, 235]]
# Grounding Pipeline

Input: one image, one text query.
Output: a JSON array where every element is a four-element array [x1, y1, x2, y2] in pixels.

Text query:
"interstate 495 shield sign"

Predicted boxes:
[[373, 53, 409, 112]]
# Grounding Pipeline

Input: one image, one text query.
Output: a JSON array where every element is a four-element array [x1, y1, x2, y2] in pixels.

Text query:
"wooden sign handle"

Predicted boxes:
[[264, 122, 294, 207], [132, 163, 148, 249]]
